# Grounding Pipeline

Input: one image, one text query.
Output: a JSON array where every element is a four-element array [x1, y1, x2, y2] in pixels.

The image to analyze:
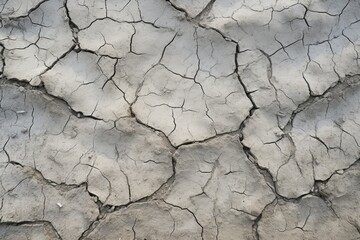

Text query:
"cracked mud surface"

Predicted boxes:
[[0, 0, 360, 239]]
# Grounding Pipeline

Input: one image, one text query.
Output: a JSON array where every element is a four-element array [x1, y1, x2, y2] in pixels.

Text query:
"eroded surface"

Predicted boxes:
[[0, 0, 360, 239]]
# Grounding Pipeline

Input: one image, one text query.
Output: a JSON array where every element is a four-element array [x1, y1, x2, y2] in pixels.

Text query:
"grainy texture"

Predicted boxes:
[[0, 0, 360, 239]]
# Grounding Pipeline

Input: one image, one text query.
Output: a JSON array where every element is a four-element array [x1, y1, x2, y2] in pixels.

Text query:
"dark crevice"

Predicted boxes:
[[194, 0, 216, 20], [162, 200, 205, 240], [79, 157, 177, 239], [0, 42, 5, 75], [5, 159, 89, 191], [282, 74, 360, 133], [242, 145, 276, 194], [165, 0, 190, 19], [235, 43, 259, 143], [252, 198, 277, 240], [1, 0, 50, 21], [0, 77, 104, 122], [0, 220, 62, 239], [64, 0, 80, 47]]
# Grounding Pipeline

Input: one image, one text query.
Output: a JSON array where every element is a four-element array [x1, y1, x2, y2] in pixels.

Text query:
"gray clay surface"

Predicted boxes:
[[0, 0, 360, 239]]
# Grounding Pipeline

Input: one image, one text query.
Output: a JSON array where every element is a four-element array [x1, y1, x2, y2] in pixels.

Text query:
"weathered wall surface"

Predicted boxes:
[[0, 0, 360, 239]]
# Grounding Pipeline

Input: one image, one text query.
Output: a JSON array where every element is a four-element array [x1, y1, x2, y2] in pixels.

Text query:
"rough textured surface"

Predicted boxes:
[[0, 222, 61, 240], [319, 161, 360, 232], [0, 85, 173, 206], [0, 0, 360, 239], [258, 196, 360, 240], [0, 164, 98, 240], [165, 135, 274, 239], [85, 201, 203, 240]]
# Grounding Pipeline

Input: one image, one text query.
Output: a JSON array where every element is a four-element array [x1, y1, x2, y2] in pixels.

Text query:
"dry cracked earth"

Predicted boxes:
[[0, 0, 360, 239]]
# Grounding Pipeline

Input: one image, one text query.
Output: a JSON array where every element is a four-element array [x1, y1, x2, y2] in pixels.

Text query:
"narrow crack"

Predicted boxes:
[[283, 74, 360, 133], [1, 0, 50, 20], [79, 155, 178, 239], [1, 1, 360, 239], [162, 200, 205, 240], [0, 77, 105, 122], [252, 198, 277, 240], [0, 220, 62, 239], [194, 0, 217, 20]]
